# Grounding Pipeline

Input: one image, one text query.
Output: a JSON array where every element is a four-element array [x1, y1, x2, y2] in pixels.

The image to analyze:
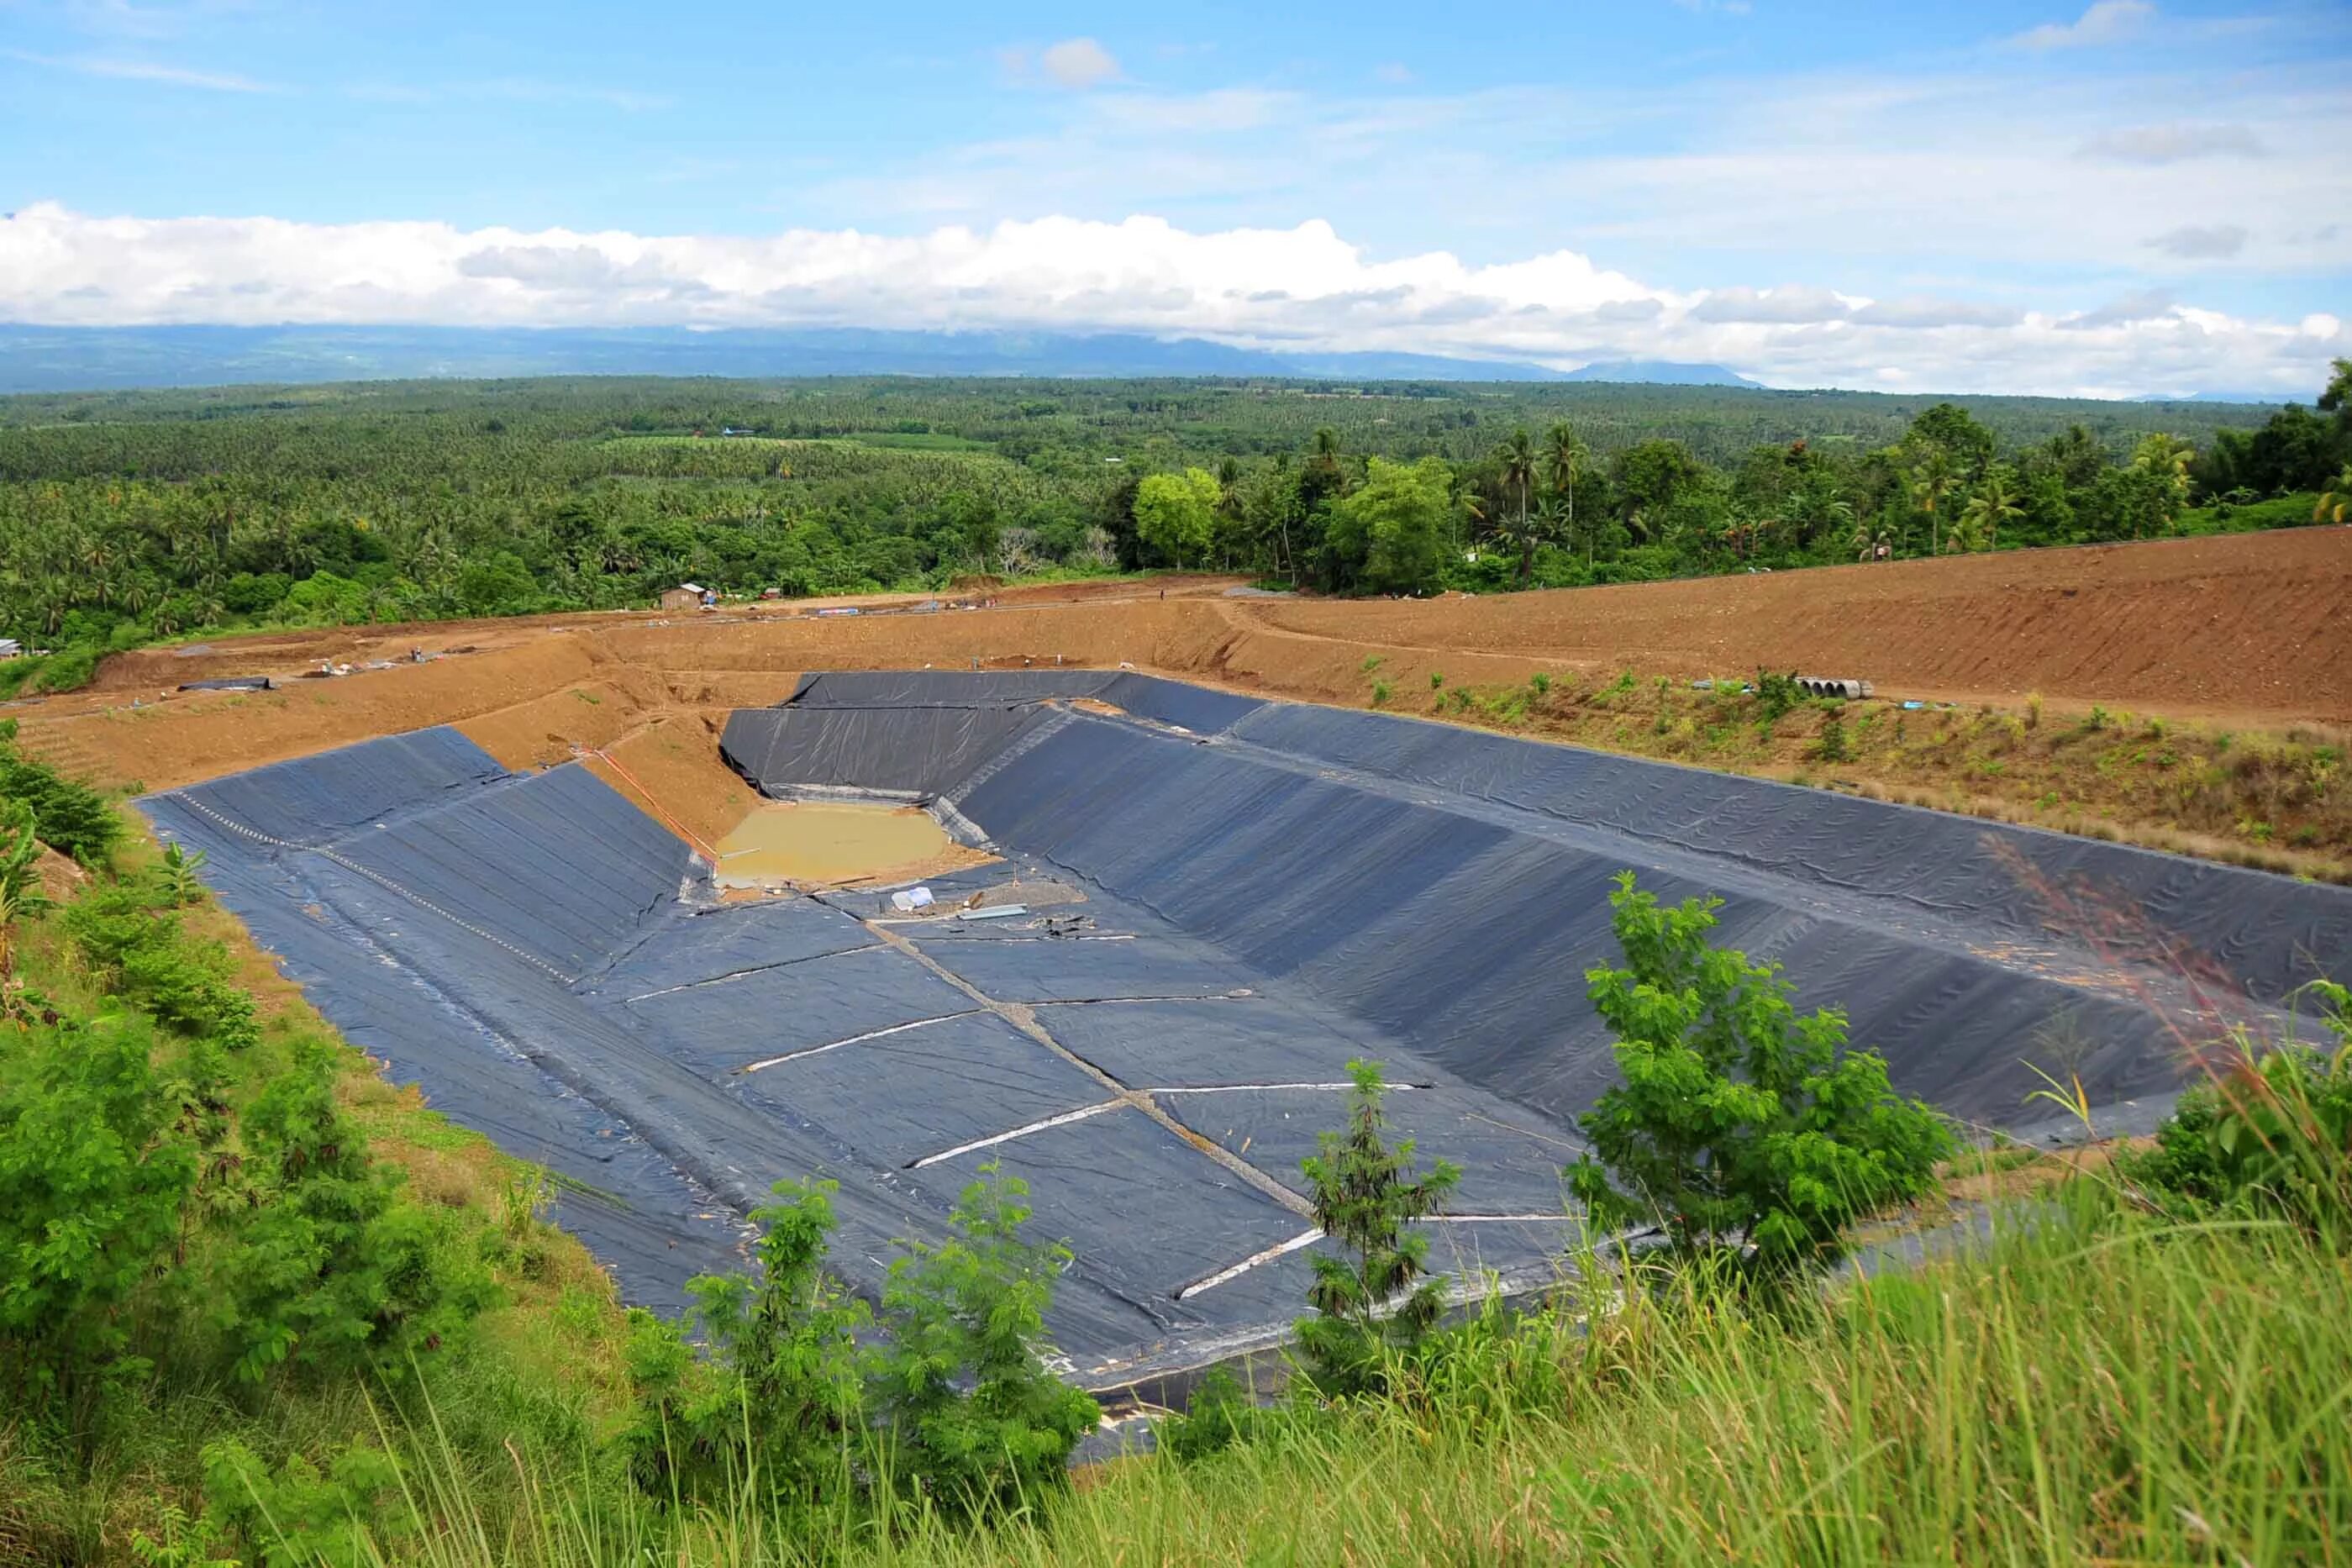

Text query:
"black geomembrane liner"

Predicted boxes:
[[144, 673, 2350, 1385]]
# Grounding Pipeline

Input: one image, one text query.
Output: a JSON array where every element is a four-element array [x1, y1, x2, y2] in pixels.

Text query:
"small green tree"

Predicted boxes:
[[1568, 873, 1950, 1274], [622, 1176, 868, 1507], [222, 1037, 492, 1381], [0, 1011, 194, 1422], [0, 719, 121, 865], [1133, 468, 1221, 567], [1295, 1059, 1460, 1396], [0, 797, 44, 910], [866, 1162, 1098, 1512]]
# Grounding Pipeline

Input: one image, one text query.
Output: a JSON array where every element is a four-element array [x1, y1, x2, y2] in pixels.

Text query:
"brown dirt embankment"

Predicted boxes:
[[8, 531, 2346, 878]]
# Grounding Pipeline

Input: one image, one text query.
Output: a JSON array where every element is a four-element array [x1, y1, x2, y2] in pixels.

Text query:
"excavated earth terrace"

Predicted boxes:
[[141, 670, 2352, 1392]]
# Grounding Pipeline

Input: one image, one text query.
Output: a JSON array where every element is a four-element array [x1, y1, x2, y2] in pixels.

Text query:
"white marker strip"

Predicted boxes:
[[1179, 1228, 1325, 1300], [736, 1012, 975, 1072], [908, 1099, 1125, 1167], [1147, 1081, 1426, 1096]]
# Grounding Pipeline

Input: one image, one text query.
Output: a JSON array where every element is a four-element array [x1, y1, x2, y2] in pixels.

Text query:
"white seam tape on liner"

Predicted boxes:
[[736, 1012, 975, 1072], [1145, 1081, 1426, 1096], [1179, 1228, 1325, 1299], [908, 1099, 1124, 1167]]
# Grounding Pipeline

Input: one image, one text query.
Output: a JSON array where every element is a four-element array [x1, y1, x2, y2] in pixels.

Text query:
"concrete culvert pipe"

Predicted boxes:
[[1800, 676, 1873, 699]]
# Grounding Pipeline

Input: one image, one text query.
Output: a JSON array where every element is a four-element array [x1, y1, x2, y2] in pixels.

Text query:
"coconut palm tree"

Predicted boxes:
[[1955, 471, 2023, 553], [1494, 429, 1537, 544], [1541, 421, 1587, 545], [2318, 464, 2352, 525], [1909, 445, 1960, 555], [2131, 433, 2197, 504]]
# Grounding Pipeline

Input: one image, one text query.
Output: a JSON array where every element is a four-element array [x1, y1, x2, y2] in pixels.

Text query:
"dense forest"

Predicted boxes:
[[0, 366, 2345, 687]]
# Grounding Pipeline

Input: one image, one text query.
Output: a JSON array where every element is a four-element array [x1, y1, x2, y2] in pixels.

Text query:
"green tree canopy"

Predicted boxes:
[[1132, 467, 1221, 566], [1328, 456, 1453, 596]]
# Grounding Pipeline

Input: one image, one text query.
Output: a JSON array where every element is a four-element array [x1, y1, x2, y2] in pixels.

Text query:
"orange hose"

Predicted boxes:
[[580, 748, 721, 861]]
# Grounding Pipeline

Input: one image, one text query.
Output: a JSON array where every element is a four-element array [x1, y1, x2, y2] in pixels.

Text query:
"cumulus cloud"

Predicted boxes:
[[1847, 297, 2026, 329], [2078, 122, 2265, 164], [2063, 288, 2176, 329], [999, 37, 1121, 90], [0, 204, 2337, 397], [1689, 285, 1850, 324], [2011, 0, 2155, 50], [2144, 224, 2248, 260]]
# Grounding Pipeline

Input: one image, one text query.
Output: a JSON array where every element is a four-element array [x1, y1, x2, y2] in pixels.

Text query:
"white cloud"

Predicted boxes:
[[1041, 38, 1119, 88], [1373, 62, 1413, 85], [2144, 224, 2248, 260], [1689, 284, 1850, 324], [5, 46, 272, 90], [2078, 122, 2265, 163], [2, 203, 2337, 398], [2011, 0, 2155, 50], [1848, 297, 2025, 329]]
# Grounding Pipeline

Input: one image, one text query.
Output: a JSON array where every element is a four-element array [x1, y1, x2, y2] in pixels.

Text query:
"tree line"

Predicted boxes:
[[0, 365, 2344, 684]]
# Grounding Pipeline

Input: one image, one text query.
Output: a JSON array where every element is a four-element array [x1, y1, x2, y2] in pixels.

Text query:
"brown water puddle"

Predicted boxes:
[[713, 800, 992, 890]]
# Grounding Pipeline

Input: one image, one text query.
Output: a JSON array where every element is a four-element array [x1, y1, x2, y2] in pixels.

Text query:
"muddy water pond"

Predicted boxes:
[[713, 800, 984, 889]]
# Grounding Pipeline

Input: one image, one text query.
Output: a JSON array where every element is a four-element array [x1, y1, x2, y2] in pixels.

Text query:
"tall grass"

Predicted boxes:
[[276, 1180, 2351, 1567]]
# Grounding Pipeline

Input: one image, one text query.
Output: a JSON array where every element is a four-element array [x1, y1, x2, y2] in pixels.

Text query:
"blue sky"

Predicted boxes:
[[3, 0, 2348, 394]]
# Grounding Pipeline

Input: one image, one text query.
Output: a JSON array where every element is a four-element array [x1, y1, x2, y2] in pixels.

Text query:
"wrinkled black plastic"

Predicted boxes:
[[146, 674, 2349, 1385]]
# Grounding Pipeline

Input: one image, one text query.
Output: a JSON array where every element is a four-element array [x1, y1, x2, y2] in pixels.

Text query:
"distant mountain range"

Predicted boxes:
[[0, 326, 2288, 402], [0, 325, 1576, 392], [1557, 359, 1762, 387], [0, 325, 1800, 394]]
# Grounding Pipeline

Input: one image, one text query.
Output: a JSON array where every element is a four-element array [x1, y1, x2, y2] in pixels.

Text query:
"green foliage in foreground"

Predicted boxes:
[[1569, 871, 1953, 1270], [1293, 1058, 1460, 1397], [133, 1178, 2352, 1566], [2118, 980, 2352, 1244], [620, 1163, 1094, 1523], [0, 719, 122, 863]]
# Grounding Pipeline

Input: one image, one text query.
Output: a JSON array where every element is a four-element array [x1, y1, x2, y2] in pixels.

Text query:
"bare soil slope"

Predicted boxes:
[[10, 533, 2346, 873]]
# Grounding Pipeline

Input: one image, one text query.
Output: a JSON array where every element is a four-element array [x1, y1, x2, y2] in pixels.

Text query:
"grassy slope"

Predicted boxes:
[[1369, 669, 2349, 882], [278, 1169, 2352, 1566], [0, 823, 645, 1560]]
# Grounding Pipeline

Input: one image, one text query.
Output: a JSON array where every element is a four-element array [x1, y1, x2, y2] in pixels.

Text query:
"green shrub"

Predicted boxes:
[[866, 1161, 1099, 1513], [1811, 712, 1852, 764], [1294, 1060, 1461, 1397], [0, 1011, 197, 1423], [2117, 981, 2352, 1244], [64, 877, 260, 1050], [1568, 873, 1951, 1274], [0, 719, 121, 864], [621, 1176, 867, 1508], [222, 1037, 496, 1382], [202, 1437, 408, 1568], [1155, 1366, 1281, 1463], [1753, 669, 1805, 727]]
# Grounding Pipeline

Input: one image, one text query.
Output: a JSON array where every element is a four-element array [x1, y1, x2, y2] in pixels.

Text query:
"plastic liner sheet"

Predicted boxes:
[[150, 734, 1481, 1375], [732, 1011, 1108, 1171], [156, 677, 2352, 1385], [780, 669, 1266, 736], [949, 701, 2348, 1132], [1165, 1087, 1576, 1215], [1230, 703, 2352, 1009], [721, 703, 1057, 799], [178, 675, 274, 692]]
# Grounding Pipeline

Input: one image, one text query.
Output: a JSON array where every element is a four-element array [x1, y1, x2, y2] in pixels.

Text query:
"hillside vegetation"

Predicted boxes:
[[0, 364, 2346, 692], [3, 714, 2348, 1563]]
